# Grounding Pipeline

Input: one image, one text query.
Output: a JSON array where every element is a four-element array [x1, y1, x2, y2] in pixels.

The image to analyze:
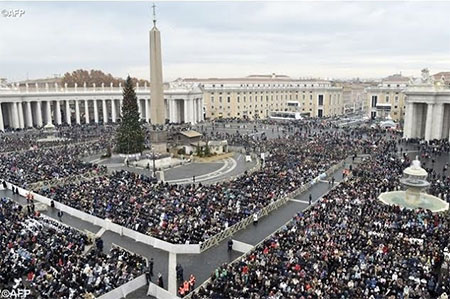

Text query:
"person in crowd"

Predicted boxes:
[[176, 264, 184, 282], [149, 258, 154, 277], [0, 197, 145, 298], [95, 237, 104, 252], [158, 273, 164, 288], [57, 210, 63, 222], [228, 239, 233, 251]]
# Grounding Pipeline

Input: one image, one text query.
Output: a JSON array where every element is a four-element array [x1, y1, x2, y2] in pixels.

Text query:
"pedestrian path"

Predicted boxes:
[[165, 157, 237, 184]]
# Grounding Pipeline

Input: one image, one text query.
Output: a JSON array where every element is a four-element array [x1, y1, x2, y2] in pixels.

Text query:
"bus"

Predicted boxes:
[[268, 111, 303, 121]]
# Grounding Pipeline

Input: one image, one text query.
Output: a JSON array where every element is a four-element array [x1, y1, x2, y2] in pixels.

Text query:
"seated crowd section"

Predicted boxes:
[[0, 124, 114, 188], [0, 197, 145, 299], [38, 129, 370, 244], [0, 146, 106, 189], [0, 123, 116, 153], [192, 138, 450, 299]]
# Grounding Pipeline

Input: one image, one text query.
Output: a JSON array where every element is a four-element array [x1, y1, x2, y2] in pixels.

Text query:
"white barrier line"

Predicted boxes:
[[166, 159, 229, 183], [319, 180, 329, 183], [289, 199, 310, 204], [96, 227, 106, 238], [166, 157, 237, 184], [106, 163, 129, 167], [232, 239, 253, 253]]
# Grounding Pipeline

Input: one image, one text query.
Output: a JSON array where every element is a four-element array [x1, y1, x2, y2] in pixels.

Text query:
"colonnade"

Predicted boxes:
[[168, 98, 203, 124], [0, 97, 204, 131], [403, 102, 450, 141], [0, 99, 126, 131], [0, 82, 205, 131]]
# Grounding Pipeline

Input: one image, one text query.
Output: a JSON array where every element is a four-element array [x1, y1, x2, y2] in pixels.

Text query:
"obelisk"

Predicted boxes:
[[149, 4, 165, 125]]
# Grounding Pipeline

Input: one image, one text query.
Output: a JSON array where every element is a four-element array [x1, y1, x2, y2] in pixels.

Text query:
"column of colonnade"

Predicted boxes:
[[25, 102, 32, 127], [93, 100, 99, 123], [45, 101, 52, 125], [84, 100, 90, 124], [196, 98, 203, 123], [35, 102, 43, 127], [192, 99, 196, 123], [195, 99, 199, 123], [75, 100, 81, 124], [65, 100, 71, 125], [18, 103, 24, 128], [424, 104, 434, 141], [111, 100, 116, 123], [55, 101, 61, 125], [183, 99, 190, 124], [102, 100, 108, 123], [431, 103, 444, 140], [0, 104, 3, 132], [168, 99, 175, 123], [145, 99, 150, 122], [404, 102, 448, 141], [11, 102, 19, 128]]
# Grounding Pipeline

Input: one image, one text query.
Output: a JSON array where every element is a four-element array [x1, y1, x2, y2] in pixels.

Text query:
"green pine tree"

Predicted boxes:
[[204, 141, 211, 156], [115, 76, 145, 154]]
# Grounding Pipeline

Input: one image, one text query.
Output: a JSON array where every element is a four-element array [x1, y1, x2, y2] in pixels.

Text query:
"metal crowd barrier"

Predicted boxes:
[[187, 159, 355, 298], [199, 159, 345, 252], [28, 166, 108, 190]]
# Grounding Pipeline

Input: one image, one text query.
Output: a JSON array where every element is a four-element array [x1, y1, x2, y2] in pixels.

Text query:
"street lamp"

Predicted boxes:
[[152, 150, 156, 178], [148, 146, 156, 178]]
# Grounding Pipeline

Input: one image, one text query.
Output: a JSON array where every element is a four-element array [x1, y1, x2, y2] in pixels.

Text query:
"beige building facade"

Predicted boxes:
[[340, 82, 371, 114], [366, 74, 409, 122], [183, 74, 344, 120]]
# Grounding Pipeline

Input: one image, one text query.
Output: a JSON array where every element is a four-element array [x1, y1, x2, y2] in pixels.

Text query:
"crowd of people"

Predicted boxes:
[[398, 139, 450, 203], [0, 145, 106, 188], [39, 128, 370, 244], [0, 197, 146, 298], [0, 123, 116, 153], [192, 138, 450, 299], [196, 118, 340, 149]]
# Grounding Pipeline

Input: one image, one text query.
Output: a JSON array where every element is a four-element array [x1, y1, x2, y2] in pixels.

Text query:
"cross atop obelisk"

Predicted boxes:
[[152, 3, 156, 27], [149, 2, 165, 125]]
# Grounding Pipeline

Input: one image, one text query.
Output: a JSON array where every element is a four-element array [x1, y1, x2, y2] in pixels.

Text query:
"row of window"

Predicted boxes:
[[210, 90, 337, 96], [372, 95, 402, 107], [210, 110, 266, 116], [208, 83, 331, 88], [211, 94, 341, 105], [211, 102, 286, 109]]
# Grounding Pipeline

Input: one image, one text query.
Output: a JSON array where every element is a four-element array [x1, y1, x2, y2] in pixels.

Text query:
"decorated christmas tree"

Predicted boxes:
[[115, 76, 145, 154]]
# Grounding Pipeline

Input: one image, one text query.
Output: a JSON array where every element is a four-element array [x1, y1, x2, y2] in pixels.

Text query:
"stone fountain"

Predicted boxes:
[[378, 157, 449, 212]]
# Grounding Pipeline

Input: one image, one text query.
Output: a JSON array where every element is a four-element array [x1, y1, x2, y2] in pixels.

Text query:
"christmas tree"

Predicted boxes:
[[115, 76, 145, 154]]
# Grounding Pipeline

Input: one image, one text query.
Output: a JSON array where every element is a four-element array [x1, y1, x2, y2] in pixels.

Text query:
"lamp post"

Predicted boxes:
[[152, 150, 156, 178], [146, 149, 157, 179]]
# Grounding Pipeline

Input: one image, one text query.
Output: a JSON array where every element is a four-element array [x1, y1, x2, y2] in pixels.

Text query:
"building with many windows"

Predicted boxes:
[[183, 74, 344, 120], [339, 81, 372, 114], [366, 74, 410, 122]]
